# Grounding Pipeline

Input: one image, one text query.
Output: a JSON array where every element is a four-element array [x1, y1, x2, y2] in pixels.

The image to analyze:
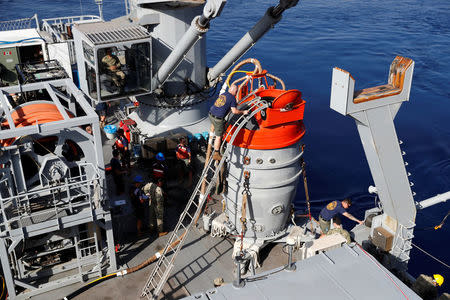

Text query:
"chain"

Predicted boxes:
[[300, 148, 313, 233], [136, 81, 219, 109], [240, 171, 251, 251]]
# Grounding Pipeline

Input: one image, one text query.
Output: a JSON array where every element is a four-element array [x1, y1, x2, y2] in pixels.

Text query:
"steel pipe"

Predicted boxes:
[[417, 191, 450, 209]]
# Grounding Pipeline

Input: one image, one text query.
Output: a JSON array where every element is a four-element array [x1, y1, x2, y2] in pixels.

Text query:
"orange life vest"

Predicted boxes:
[[176, 144, 190, 160]]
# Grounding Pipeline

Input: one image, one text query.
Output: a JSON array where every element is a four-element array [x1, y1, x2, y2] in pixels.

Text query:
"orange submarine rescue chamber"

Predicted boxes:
[[218, 59, 306, 242]]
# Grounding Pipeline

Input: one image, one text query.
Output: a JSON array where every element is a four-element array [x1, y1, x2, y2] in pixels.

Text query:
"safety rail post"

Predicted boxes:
[[34, 14, 40, 30]]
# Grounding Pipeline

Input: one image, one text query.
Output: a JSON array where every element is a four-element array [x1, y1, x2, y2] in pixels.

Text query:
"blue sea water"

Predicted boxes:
[[3, 0, 450, 289]]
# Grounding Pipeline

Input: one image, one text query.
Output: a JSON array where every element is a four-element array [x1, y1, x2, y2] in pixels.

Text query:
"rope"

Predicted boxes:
[[416, 210, 450, 231], [433, 210, 449, 230], [79, 0, 84, 15], [301, 159, 313, 233], [411, 242, 450, 269], [357, 244, 409, 299], [0, 275, 5, 300], [240, 193, 248, 251]]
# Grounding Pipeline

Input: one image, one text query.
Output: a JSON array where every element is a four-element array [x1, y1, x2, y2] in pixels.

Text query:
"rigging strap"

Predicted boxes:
[[300, 154, 313, 233]]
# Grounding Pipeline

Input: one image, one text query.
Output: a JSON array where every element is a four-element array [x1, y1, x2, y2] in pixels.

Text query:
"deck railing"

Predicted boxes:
[[41, 15, 101, 65], [0, 162, 101, 232], [0, 14, 39, 31]]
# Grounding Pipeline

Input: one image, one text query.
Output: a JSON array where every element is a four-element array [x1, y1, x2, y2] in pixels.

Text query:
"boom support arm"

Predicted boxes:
[[151, 0, 226, 90], [207, 0, 299, 84], [330, 56, 416, 268]]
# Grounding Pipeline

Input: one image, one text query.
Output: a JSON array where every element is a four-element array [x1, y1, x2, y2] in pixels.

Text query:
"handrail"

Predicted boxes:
[[220, 96, 266, 153], [41, 15, 101, 43]]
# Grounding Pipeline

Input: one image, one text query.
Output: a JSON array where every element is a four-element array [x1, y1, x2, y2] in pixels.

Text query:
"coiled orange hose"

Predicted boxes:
[[1, 102, 68, 146]]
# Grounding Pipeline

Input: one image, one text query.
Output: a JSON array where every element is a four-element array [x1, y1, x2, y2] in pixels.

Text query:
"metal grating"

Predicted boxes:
[[78, 22, 151, 45]]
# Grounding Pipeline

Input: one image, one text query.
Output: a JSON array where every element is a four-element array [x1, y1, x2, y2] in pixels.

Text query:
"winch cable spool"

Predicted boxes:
[[0, 102, 86, 190], [0, 102, 72, 147]]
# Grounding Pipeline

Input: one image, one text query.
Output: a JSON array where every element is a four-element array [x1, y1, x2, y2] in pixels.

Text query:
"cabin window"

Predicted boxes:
[[97, 42, 151, 100], [85, 63, 97, 99], [82, 41, 94, 65]]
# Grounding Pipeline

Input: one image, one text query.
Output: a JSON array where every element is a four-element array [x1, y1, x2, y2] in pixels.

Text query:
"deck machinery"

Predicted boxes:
[[0, 79, 116, 299]]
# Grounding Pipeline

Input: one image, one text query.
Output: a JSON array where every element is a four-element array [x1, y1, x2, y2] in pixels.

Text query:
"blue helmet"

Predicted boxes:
[[134, 175, 144, 183], [156, 152, 165, 161]]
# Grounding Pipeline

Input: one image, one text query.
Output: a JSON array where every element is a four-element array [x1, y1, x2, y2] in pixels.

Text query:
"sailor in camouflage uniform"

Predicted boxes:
[[101, 48, 125, 89], [144, 178, 167, 237]]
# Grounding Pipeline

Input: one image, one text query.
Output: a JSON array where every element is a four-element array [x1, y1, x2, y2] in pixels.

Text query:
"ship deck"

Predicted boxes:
[[28, 103, 299, 299], [30, 105, 420, 300]]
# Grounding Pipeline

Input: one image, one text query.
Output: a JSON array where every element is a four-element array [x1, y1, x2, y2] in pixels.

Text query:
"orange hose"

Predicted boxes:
[[1, 103, 70, 146]]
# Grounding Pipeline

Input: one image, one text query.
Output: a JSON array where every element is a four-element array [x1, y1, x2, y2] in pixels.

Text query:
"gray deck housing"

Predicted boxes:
[[185, 244, 420, 300]]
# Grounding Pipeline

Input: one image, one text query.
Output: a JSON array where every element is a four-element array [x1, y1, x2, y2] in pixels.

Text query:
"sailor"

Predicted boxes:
[[101, 48, 125, 90], [152, 152, 167, 180], [143, 178, 168, 237], [208, 84, 248, 161], [412, 274, 444, 300], [176, 137, 192, 186], [114, 128, 130, 169], [110, 149, 126, 195], [130, 175, 147, 236], [85, 125, 93, 135], [95, 102, 108, 128], [318, 198, 363, 236]]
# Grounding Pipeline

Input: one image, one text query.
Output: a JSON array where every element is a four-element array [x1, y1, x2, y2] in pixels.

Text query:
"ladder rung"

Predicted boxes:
[[149, 280, 157, 289], [170, 232, 181, 244], [178, 222, 187, 231], [185, 211, 193, 221], [160, 257, 170, 268]]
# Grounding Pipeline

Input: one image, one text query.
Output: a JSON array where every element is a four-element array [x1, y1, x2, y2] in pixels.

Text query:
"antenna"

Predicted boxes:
[[95, 0, 104, 20]]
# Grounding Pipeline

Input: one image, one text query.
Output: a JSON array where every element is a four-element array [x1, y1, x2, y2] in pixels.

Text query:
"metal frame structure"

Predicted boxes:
[[72, 21, 152, 103], [330, 56, 416, 271], [0, 79, 116, 299]]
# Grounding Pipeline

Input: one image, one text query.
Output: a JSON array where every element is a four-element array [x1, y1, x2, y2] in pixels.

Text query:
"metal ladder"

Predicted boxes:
[[141, 96, 268, 299]]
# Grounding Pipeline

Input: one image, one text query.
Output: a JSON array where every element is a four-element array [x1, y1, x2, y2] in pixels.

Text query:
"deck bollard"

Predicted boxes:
[[286, 242, 296, 271], [233, 255, 246, 288]]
